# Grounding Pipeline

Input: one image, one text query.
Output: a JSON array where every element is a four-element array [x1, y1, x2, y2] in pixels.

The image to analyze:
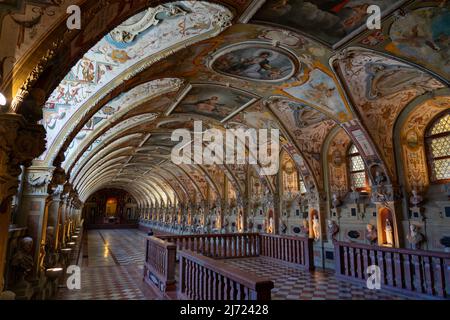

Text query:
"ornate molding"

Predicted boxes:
[[109, 5, 189, 43]]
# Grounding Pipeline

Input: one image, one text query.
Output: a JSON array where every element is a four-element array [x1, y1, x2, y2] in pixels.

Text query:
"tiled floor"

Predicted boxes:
[[57, 229, 408, 300], [56, 229, 162, 300], [222, 257, 408, 300]]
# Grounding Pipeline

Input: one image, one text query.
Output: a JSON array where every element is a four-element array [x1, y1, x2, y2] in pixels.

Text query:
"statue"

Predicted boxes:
[[406, 224, 424, 250], [375, 169, 386, 186], [280, 220, 287, 234], [44, 226, 57, 269], [365, 224, 377, 244], [331, 194, 341, 208], [247, 219, 254, 232], [350, 186, 360, 204], [10, 237, 34, 287], [300, 219, 309, 236], [385, 219, 394, 246], [268, 217, 274, 233], [312, 215, 320, 241], [327, 220, 339, 241], [409, 189, 423, 206]]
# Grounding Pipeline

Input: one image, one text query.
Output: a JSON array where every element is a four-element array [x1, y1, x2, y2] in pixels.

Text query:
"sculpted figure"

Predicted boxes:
[[365, 224, 378, 244], [406, 224, 424, 250], [331, 194, 341, 208], [300, 219, 309, 236], [327, 219, 339, 241], [312, 215, 320, 241], [410, 189, 423, 206], [385, 219, 394, 246], [10, 237, 34, 286]]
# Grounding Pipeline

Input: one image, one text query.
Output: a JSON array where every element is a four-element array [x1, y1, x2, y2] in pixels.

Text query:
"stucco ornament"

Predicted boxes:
[[109, 5, 189, 43]]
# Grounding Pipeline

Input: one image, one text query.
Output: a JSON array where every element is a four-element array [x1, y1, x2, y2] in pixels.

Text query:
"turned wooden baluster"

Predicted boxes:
[[403, 253, 413, 291], [433, 257, 446, 297], [385, 251, 394, 286], [423, 255, 434, 296], [412, 254, 424, 293], [355, 248, 363, 279], [362, 249, 369, 280], [393, 252, 403, 289]]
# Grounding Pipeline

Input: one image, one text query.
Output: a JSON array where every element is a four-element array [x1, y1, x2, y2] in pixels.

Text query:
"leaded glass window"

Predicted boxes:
[[348, 144, 367, 190], [426, 112, 450, 183]]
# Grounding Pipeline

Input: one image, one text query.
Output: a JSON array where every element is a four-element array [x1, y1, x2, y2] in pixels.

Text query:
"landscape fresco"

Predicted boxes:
[[173, 85, 257, 121], [212, 44, 296, 82], [252, 0, 406, 47]]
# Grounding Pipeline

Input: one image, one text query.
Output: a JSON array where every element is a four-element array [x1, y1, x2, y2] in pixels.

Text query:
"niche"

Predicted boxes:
[[378, 207, 394, 247]]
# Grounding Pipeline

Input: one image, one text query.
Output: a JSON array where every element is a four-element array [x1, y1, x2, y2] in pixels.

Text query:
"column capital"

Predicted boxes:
[[22, 166, 55, 196], [0, 114, 46, 212]]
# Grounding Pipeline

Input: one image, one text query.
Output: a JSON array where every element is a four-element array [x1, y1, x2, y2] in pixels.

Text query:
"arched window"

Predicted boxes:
[[348, 144, 368, 191], [426, 111, 450, 183]]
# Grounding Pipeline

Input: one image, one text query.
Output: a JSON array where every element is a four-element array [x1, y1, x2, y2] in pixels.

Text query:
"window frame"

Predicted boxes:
[[347, 143, 369, 192], [425, 110, 450, 184]]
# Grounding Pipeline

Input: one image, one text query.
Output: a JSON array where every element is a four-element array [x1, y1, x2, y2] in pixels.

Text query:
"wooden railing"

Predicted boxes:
[[158, 233, 260, 259], [260, 234, 314, 270], [334, 241, 450, 299], [144, 236, 176, 292], [179, 250, 274, 300]]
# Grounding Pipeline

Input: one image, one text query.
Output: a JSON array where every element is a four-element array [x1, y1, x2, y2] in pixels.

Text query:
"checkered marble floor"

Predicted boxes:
[[56, 229, 161, 300], [223, 257, 408, 300]]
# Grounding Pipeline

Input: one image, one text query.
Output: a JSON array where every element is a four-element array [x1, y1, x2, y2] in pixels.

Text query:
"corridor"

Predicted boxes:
[[56, 229, 407, 300]]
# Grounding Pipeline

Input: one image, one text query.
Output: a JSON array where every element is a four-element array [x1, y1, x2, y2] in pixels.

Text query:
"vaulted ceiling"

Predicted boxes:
[[0, 0, 448, 206]]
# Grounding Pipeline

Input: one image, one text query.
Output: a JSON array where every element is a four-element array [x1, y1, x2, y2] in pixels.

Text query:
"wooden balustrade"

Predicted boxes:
[[144, 236, 176, 292], [260, 234, 314, 270], [334, 241, 450, 299], [178, 250, 274, 300], [158, 233, 260, 259]]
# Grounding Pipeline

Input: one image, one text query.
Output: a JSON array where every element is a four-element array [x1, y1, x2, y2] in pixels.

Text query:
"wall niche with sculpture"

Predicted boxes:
[[82, 188, 138, 228], [279, 151, 307, 236]]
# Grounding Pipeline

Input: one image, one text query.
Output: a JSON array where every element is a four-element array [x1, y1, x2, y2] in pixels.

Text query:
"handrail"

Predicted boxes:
[[158, 233, 260, 259], [178, 250, 274, 300], [334, 240, 450, 299], [260, 233, 314, 270], [144, 236, 177, 292]]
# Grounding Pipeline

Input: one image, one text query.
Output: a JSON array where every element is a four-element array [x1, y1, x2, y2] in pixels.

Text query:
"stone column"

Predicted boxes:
[[16, 166, 54, 273], [47, 185, 63, 250], [0, 114, 46, 294]]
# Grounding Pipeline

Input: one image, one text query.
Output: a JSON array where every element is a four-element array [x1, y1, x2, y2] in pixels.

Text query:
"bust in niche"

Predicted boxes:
[[374, 169, 386, 186]]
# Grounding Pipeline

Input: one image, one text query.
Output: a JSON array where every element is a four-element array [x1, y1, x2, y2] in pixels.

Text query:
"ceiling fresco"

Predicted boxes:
[[354, 1, 450, 84], [170, 83, 259, 122], [2, 0, 447, 207], [39, 1, 232, 160], [251, 0, 407, 48]]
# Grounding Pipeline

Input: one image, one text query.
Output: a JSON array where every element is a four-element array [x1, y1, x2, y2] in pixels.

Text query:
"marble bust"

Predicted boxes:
[[406, 224, 424, 250], [365, 224, 377, 244]]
